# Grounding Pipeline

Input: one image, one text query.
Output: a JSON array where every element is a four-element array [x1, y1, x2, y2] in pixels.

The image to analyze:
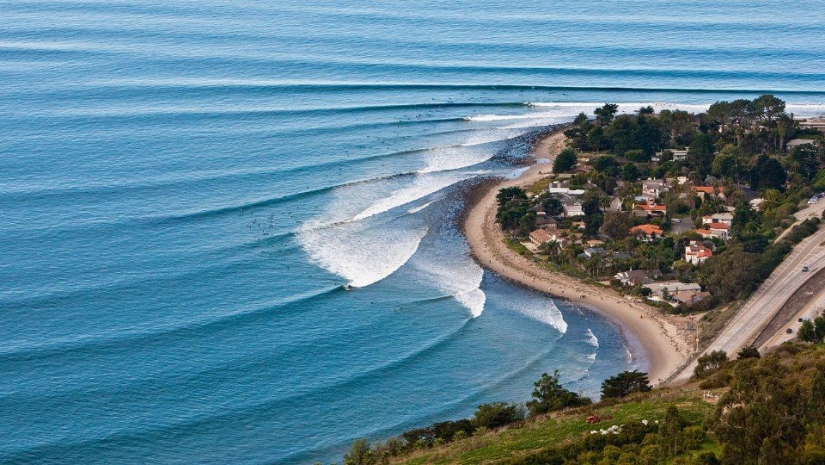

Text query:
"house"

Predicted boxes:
[[587, 239, 605, 248], [654, 149, 688, 162], [799, 116, 825, 133], [696, 223, 730, 241], [615, 270, 651, 286], [634, 203, 668, 217], [685, 241, 713, 264], [529, 229, 553, 246], [563, 199, 584, 217], [580, 247, 606, 259], [691, 185, 725, 201], [786, 138, 816, 150], [535, 212, 558, 229], [643, 281, 702, 298], [707, 222, 730, 241], [672, 290, 711, 306], [671, 149, 689, 161], [630, 224, 664, 241], [702, 213, 734, 226], [547, 180, 570, 194], [642, 179, 669, 199]]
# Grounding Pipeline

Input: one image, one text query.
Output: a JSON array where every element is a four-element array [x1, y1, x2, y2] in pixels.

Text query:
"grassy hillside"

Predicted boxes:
[[395, 389, 717, 465], [341, 342, 825, 465]]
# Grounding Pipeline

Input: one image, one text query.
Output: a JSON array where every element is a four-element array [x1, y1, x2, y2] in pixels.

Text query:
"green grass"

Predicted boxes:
[[527, 176, 553, 195], [394, 389, 718, 465], [503, 238, 532, 256]]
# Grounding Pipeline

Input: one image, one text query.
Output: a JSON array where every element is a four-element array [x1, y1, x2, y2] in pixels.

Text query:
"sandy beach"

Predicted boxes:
[[464, 130, 694, 385]]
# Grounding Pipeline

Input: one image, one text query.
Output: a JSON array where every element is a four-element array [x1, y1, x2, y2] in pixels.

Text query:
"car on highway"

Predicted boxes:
[[802, 266, 809, 272]]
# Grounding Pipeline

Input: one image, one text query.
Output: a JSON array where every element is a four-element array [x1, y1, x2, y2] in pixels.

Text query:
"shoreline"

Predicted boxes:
[[463, 129, 694, 385]]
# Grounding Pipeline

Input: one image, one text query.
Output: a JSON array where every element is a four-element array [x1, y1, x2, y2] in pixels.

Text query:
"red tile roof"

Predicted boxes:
[[630, 224, 664, 236]]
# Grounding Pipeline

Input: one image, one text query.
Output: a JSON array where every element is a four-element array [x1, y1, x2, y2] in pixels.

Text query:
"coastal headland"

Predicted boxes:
[[463, 129, 694, 384]]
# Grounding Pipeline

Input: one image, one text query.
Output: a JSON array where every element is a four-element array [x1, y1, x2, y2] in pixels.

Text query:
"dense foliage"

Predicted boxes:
[[600, 371, 653, 399], [526, 370, 592, 416]]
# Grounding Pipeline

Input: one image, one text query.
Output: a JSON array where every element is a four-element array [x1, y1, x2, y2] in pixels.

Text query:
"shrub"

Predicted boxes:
[[472, 402, 525, 429], [694, 350, 728, 378]]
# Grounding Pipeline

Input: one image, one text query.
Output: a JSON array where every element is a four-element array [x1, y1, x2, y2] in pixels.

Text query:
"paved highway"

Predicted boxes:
[[669, 200, 825, 385]]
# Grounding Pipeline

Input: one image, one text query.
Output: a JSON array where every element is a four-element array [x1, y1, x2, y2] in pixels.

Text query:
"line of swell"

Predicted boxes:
[[77, 81, 825, 96], [144, 171, 418, 225], [0, 283, 343, 363], [15, 102, 523, 120], [1, 317, 476, 461], [0, 235, 302, 311]]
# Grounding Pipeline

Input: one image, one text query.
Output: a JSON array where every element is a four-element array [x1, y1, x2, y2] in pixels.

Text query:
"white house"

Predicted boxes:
[[562, 199, 584, 217], [685, 241, 713, 265]]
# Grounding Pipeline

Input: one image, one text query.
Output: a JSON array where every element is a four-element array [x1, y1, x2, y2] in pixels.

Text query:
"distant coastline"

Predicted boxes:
[[462, 128, 694, 384]]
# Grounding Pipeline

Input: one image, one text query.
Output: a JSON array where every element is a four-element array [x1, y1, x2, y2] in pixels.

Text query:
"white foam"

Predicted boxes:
[[584, 328, 600, 348], [467, 102, 714, 126], [407, 201, 435, 214], [507, 298, 568, 334], [298, 221, 428, 288], [352, 172, 475, 221], [409, 244, 487, 317]]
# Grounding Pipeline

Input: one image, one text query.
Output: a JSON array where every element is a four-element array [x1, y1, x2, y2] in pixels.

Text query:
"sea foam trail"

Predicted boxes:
[[410, 252, 486, 317], [495, 289, 568, 334], [584, 328, 600, 348], [352, 171, 480, 221]]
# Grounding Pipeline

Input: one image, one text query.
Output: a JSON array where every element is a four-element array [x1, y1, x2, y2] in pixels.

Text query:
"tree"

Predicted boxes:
[[496, 187, 527, 207], [472, 402, 525, 429], [587, 126, 606, 152], [536, 193, 564, 216], [694, 350, 728, 378], [757, 157, 786, 191], [553, 148, 578, 173], [737, 346, 760, 360], [621, 163, 639, 182], [602, 212, 633, 240], [526, 370, 591, 416], [660, 406, 687, 458], [344, 439, 375, 465], [601, 371, 652, 398], [799, 319, 817, 343], [688, 133, 715, 177], [595, 103, 619, 126]]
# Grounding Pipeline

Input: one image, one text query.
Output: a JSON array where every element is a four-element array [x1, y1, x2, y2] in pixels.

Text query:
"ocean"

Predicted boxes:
[[1, 1, 824, 463]]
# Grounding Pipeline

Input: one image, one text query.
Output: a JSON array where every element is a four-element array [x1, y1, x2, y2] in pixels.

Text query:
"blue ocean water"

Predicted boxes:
[[1, 1, 825, 463]]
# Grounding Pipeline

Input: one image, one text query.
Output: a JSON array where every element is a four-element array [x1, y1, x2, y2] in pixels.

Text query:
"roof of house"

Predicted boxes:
[[618, 269, 648, 279], [691, 186, 720, 195], [707, 222, 730, 230], [673, 290, 711, 304], [636, 203, 667, 212], [529, 229, 553, 243], [630, 224, 664, 236]]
